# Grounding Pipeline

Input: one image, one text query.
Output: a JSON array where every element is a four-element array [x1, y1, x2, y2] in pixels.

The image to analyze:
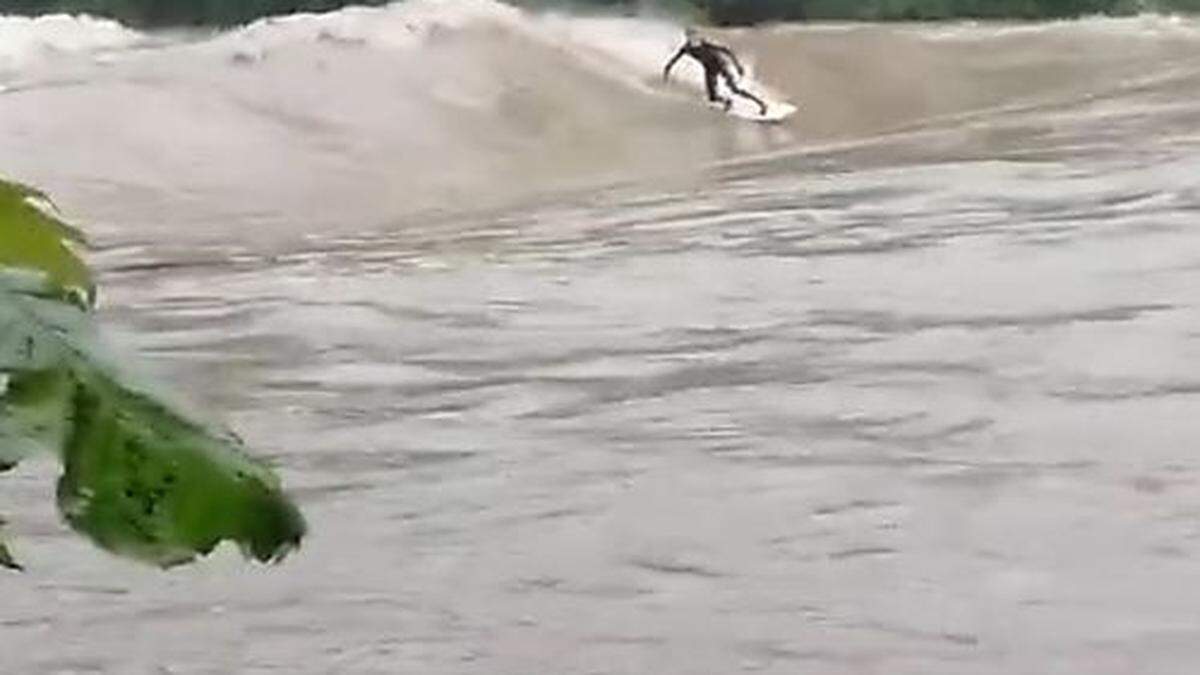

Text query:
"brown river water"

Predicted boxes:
[[2, 1, 1200, 673]]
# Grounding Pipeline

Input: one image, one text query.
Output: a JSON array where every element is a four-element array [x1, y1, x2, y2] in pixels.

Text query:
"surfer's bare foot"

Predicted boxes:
[[723, 99, 732, 111]]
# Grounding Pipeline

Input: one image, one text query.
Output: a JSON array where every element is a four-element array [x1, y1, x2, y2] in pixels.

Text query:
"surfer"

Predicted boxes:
[[663, 28, 768, 115]]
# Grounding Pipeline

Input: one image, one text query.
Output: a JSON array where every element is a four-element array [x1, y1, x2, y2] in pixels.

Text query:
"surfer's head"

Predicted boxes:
[[684, 27, 700, 46]]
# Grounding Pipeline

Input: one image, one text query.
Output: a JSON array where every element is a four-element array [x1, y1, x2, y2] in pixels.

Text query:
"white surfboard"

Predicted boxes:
[[710, 99, 797, 124], [731, 101, 797, 124]]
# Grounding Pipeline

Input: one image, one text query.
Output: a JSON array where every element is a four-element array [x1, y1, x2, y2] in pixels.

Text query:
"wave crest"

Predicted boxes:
[[0, 13, 144, 73]]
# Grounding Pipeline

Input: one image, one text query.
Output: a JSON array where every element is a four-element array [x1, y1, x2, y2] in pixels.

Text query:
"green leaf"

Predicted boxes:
[[0, 270, 87, 373], [0, 176, 306, 570], [0, 196, 306, 569], [0, 517, 21, 572], [0, 178, 95, 308], [1, 369, 73, 469], [56, 366, 306, 567], [0, 271, 305, 567], [0, 273, 80, 470], [0, 545, 20, 571], [0, 476, 20, 570]]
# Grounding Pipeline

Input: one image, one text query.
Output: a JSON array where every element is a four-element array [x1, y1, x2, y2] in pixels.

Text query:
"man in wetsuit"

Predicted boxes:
[[663, 28, 768, 115]]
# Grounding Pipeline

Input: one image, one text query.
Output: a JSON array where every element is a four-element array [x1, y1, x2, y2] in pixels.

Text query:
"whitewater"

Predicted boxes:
[[3, 1, 1200, 673]]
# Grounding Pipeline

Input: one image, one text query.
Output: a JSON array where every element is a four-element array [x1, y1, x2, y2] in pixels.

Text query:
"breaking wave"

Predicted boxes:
[[0, 13, 146, 74], [4, 1, 1200, 234]]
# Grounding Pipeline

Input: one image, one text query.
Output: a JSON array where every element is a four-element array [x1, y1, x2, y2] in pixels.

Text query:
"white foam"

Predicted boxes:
[[923, 13, 1200, 41], [208, 0, 696, 91], [528, 14, 688, 89], [0, 13, 144, 73], [215, 0, 523, 62]]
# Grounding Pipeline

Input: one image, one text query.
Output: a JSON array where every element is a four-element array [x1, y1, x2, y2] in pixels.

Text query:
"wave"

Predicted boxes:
[[0, 13, 146, 74], [0, 1, 747, 236], [3, 1, 1200, 236]]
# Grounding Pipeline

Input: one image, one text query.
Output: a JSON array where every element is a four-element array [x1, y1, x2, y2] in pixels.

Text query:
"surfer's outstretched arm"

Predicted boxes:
[[663, 48, 685, 82]]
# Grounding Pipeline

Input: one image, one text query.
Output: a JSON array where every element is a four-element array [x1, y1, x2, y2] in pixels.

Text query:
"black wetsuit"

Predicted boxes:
[[663, 39, 767, 114]]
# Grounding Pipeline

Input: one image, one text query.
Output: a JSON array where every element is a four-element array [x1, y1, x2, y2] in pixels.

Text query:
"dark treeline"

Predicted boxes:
[[1, 0, 1197, 27], [701, 0, 1140, 23], [0, 0, 374, 25]]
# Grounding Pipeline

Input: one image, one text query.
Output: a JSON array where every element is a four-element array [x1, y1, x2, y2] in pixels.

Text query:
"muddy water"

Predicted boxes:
[[3, 4, 1200, 674]]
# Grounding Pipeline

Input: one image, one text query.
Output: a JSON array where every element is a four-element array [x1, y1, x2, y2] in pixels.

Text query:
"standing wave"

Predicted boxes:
[[0, 0, 767, 241], [4, 1, 1200, 241], [0, 13, 145, 75]]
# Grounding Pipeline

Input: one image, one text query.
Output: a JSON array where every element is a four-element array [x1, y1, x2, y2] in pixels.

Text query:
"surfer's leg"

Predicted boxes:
[[704, 70, 730, 110], [721, 70, 767, 114]]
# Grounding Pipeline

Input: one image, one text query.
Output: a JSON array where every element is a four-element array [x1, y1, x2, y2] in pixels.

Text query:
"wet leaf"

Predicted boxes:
[[0, 272, 305, 567], [56, 366, 306, 567], [0, 180, 305, 570], [0, 178, 94, 308], [0, 533, 21, 571], [0, 498, 20, 572]]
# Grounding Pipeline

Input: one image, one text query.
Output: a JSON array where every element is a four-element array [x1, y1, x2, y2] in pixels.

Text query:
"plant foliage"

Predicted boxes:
[[0, 178, 305, 571]]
